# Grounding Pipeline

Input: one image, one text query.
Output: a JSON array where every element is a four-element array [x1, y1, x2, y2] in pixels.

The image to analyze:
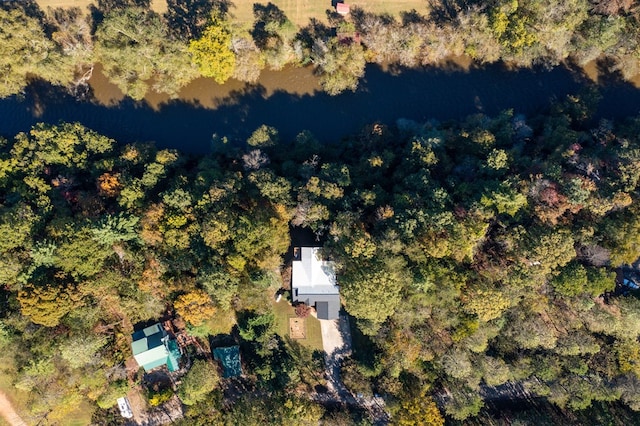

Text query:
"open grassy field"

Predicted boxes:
[[35, 0, 429, 27], [230, 0, 430, 26]]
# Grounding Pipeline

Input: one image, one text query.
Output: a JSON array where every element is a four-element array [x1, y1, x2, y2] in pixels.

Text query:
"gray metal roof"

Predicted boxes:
[[297, 293, 341, 320]]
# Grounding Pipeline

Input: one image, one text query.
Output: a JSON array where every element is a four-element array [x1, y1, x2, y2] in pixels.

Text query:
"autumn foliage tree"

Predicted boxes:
[[312, 38, 366, 95], [94, 8, 197, 99], [18, 284, 83, 327], [0, 8, 72, 98], [97, 172, 122, 197], [174, 290, 217, 326], [392, 394, 445, 426], [188, 13, 236, 83]]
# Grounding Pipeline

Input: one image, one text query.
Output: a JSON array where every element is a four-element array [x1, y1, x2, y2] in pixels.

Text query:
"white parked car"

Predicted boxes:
[[117, 397, 133, 419]]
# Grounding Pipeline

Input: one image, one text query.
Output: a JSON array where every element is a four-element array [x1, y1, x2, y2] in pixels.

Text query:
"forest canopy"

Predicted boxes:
[[2, 91, 640, 422]]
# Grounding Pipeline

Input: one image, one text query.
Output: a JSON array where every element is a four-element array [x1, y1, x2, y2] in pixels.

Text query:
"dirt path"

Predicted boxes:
[[0, 392, 27, 426]]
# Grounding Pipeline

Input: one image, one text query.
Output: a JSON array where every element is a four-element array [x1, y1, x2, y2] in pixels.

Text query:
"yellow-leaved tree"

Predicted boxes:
[[18, 284, 83, 327], [393, 394, 445, 426], [188, 14, 236, 84], [174, 290, 216, 326]]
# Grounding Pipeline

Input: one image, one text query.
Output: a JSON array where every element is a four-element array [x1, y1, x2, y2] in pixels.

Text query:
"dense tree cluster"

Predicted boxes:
[[3, 92, 640, 422], [1, 0, 640, 98]]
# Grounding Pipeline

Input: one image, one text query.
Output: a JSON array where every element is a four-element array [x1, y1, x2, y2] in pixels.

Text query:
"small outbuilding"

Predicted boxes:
[[292, 247, 340, 320], [213, 345, 242, 378], [131, 323, 181, 372], [336, 2, 350, 15]]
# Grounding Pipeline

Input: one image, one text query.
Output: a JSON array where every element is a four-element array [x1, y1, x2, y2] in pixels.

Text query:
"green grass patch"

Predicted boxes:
[[205, 309, 238, 336], [230, 0, 431, 27], [230, 0, 331, 27], [271, 298, 323, 352], [63, 400, 95, 426]]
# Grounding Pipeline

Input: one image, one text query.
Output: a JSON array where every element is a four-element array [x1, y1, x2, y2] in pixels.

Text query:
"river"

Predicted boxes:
[[1, 62, 639, 153]]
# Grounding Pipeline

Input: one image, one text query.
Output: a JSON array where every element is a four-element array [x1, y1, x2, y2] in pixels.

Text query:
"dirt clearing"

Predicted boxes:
[[0, 392, 26, 426], [289, 317, 306, 339]]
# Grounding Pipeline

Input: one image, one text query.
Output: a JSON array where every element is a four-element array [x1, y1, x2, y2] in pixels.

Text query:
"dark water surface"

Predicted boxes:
[[1, 63, 639, 153]]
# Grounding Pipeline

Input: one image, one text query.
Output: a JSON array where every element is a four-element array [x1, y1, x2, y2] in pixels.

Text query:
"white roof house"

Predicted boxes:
[[291, 247, 340, 320]]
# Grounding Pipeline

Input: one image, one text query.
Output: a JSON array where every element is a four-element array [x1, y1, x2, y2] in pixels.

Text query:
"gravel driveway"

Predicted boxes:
[[319, 313, 352, 397]]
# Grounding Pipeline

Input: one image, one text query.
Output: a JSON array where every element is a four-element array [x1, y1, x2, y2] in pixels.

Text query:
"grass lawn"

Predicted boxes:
[[35, 0, 429, 27], [63, 401, 95, 426], [230, 0, 330, 27], [231, 0, 430, 27], [271, 298, 323, 352], [0, 376, 95, 426], [205, 308, 237, 336]]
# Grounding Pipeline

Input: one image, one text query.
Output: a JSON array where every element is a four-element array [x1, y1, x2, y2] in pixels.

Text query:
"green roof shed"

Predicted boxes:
[[213, 346, 242, 378]]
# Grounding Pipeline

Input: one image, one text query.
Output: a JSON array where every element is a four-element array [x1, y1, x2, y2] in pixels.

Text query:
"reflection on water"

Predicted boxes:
[[2, 63, 640, 153], [171, 66, 319, 110], [89, 64, 126, 106], [90, 64, 321, 110], [582, 60, 599, 83]]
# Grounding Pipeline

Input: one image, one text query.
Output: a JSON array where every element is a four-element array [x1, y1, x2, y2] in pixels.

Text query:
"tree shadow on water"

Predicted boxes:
[[5, 64, 640, 158], [594, 56, 629, 86]]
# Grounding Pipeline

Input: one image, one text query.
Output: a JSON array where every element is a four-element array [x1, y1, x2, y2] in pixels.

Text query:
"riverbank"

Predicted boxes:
[[3, 0, 638, 104], [88, 55, 640, 112]]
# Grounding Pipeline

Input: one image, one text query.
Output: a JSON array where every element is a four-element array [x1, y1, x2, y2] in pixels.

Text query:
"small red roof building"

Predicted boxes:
[[336, 2, 350, 15]]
